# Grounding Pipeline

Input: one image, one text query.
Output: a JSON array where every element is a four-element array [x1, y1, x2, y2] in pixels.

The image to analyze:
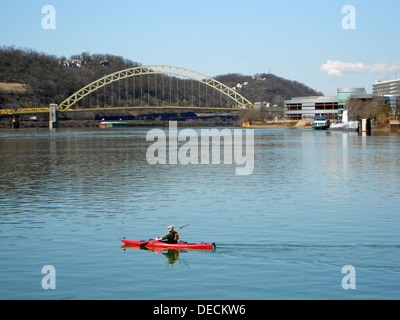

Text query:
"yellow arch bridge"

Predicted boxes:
[[0, 65, 254, 117]]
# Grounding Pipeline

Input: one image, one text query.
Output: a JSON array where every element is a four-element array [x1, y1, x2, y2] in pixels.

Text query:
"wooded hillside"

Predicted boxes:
[[0, 47, 322, 109]]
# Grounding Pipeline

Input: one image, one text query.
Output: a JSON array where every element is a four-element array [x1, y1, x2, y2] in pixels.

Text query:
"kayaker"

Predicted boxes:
[[155, 225, 179, 243]]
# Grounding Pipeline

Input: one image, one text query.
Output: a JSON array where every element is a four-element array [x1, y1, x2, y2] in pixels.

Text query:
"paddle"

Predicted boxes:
[[139, 224, 189, 248], [175, 224, 189, 231]]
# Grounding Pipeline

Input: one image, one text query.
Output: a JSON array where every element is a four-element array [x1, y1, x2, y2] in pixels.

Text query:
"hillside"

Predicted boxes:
[[0, 47, 139, 109], [214, 73, 322, 107], [0, 47, 322, 109]]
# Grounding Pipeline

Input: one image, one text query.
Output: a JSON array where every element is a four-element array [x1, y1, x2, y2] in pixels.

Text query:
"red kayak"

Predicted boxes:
[[121, 239, 215, 250]]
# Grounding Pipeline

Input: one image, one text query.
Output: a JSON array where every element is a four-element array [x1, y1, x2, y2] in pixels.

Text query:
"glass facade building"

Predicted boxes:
[[337, 88, 366, 111]]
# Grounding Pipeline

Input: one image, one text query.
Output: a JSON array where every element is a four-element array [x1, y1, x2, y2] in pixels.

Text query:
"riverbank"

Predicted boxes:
[[0, 118, 241, 129], [243, 119, 396, 133], [0, 119, 239, 128], [244, 120, 312, 129], [0, 110, 241, 128], [0, 116, 395, 133]]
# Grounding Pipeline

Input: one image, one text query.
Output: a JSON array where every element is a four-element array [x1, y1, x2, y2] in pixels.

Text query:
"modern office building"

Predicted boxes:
[[284, 96, 338, 120], [373, 79, 400, 96], [284, 80, 400, 119], [373, 79, 400, 110], [284, 88, 365, 120]]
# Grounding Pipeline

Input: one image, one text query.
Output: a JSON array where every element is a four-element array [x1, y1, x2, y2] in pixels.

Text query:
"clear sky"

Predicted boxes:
[[1, 0, 399, 96]]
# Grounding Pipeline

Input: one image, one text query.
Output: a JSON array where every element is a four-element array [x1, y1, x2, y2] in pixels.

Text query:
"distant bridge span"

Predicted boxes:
[[58, 65, 254, 111], [0, 65, 255, 116]]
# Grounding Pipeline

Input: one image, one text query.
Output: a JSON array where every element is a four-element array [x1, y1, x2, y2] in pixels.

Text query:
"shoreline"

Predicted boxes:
[[0, 118, 395, 133], [0, 118, 239, 129], [245, 120, 312, 129], [244, 120, 396, 133]]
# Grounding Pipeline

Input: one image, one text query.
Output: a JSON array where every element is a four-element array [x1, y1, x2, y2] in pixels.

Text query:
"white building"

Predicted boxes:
[[373, 79, 400, 96], [373, 79, 400, 110]]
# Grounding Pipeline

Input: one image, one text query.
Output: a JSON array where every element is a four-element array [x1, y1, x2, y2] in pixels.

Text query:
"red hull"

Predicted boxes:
[[121, 239, 215, 250]]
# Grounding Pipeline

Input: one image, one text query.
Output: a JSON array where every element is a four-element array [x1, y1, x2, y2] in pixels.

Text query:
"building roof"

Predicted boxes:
[[337, 88, 365, 93], [374, 78, 400, 85], [284, 96, 337, 103]]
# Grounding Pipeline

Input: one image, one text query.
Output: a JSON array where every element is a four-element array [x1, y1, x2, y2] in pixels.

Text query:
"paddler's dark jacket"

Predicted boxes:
[[160, 231, 179, 243]]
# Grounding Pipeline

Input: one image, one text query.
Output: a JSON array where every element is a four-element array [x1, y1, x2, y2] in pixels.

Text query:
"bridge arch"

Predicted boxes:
[[58, 65, 254, 111]]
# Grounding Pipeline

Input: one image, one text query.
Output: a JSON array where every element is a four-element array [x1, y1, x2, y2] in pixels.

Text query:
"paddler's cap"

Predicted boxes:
[[168, 225, 174, 229]]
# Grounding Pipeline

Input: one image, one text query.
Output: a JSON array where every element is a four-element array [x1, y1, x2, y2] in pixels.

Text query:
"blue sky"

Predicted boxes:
[[1, 0, 399, 95]]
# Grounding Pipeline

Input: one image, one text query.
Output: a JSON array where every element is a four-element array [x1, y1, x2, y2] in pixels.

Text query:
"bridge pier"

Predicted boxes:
[[361, 118, 371, 134], [12, 114, 20, 129], [49, 104, 58, 129]]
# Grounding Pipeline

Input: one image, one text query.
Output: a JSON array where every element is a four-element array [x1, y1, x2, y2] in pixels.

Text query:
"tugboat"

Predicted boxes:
[[312, 116, 330, 130]]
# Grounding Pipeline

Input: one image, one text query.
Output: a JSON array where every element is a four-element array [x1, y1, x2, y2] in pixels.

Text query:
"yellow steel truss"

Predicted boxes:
[[57, 65, 254, 111], [0, 107, 50, 115]]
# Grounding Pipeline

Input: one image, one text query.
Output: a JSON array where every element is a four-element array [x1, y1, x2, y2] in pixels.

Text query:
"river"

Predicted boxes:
[[0, 126, 399, 300]]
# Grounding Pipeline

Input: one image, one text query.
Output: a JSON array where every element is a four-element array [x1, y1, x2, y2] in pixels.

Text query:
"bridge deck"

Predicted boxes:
[[0, 106, 246, 116]]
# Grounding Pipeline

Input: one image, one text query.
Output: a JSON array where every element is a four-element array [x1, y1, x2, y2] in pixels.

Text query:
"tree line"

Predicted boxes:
[[347, 97, 391, 122]]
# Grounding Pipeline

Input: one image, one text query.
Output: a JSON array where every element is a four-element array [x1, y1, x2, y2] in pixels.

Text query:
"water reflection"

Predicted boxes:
[[151, 248, 182, 266], [121, 245, 183, 266]]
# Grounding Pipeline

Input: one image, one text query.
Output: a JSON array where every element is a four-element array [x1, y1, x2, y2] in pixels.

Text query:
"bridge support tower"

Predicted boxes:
[[49, 104, 58, 129]]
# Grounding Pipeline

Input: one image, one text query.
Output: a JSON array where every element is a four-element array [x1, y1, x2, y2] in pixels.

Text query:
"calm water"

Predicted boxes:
[[0, 127, 399, 300]]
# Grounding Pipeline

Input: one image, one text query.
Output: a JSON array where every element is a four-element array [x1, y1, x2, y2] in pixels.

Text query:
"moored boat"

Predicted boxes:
[[312, 116, 330, 130], [99, 121, 128, 128]]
